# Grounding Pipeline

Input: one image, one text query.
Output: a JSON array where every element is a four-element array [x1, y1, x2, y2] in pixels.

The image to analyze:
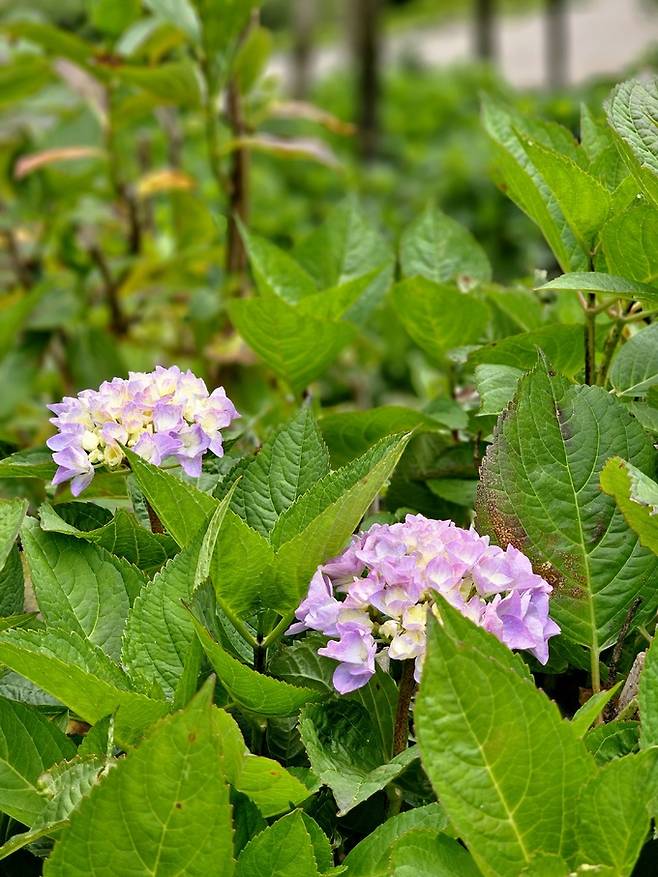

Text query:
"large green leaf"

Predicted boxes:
[[299, 699, 419, 816], [468, 324, 584, 376], [228, 407, 330, 536], [605, 78, 658, 207], [600, 457, 658, 557], [115, 60, 201, 107], [235, 811, 321, 877], [0, 446, 55, 480], [474, 364, 523, 417], [122, 498, 230, 699], [537, 272, 658, 306], [341, 804, 448, 877], [639, 629, 658, 748], [482, 97, 587, 272], [476, 356, 658, 653], [0, 499, 27, 571], [576, 750, 658, 875], [0, 697, 75, 825], [0, 628, 168, 747], [392, 277, 489, 361], [21, 520, 140, 660], [228, 295, 356, 394], [294, 199, 393, 318], [388, 831, 483, 877], [271, 433, 411, 603], [211, 510, 277, 616], [193, 619, 320, 716], [522, 139, 611, 252], [123, 446, 216, 546], [236, 755, 310, 818], [399, 204, 491, 284], [609, 323, 658, 397], [45, 684, 234, 876], [416, 606, 596, 877], [319, 406, 444, 468], [600, 198, 658, 285], [241, 226, 317, 303], [39, 503, 178, 576]]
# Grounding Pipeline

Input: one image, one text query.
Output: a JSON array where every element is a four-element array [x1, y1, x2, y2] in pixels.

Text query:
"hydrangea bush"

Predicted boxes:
[[0, 62, 657, 877]]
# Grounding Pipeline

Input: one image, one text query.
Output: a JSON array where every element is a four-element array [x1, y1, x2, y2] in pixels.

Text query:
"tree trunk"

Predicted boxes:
[[473, 0, 496, 61], [351, 0, 382, 161], [291, 0, 316, 99], [545, 0, 569, 89]]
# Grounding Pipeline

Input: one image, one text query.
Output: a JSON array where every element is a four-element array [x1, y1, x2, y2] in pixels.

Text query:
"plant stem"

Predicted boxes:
[[262, 612, 295, 648], [145, 500, 164, 534], [393, 660, 417, 757], [225, 77, 249, 281], [218, 599, 258, 648], [584, 292, 597, 385], [597, 300, 635, 386], [590, 649, 601, 695]]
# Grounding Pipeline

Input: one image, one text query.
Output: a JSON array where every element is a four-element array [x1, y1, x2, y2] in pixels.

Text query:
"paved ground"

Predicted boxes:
[[271, 0, 658, 90]]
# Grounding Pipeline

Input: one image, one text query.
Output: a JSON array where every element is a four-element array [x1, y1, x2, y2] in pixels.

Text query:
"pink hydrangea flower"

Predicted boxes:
[[47, 366, 239, 495], [289, 514, 560, 694]]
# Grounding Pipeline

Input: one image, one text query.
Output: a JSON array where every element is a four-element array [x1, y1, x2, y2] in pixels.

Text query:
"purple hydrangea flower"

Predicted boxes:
[[289, 514, 560, 694], [47, 366, 239, 495]]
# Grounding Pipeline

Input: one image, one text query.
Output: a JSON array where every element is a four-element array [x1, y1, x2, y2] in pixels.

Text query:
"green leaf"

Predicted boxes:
[[228, 295, 356, 394], [193, 619, 320, 716], [477, 356, 658, 653], [296, 268, 386, 322], [319, 406, 443, 468], [122, 496, 232, 698], [474, 364, 523, 416], [235, 810, 320, 877], [35, 756, 107, 828], [639, 632, 658, 748], [39, 503, 178, 576], [6, 21, 109, 82], [211, 511, 277, 616], [605, 78, 658, 207], [0, 446, 55, 480], [123, 446, 216, 546], [522, 139, 611, 251], [237, 755, 310, 817], [271, 433, 411, 606], [21, 520, 139, 660], [536, 272, 658, 306], [570, 684, 621, 737], [482, 96, 587, 272], [584, 721, 640, 764], [143, 0, 200, 41], [0, 628, 168, 747], [388, 831, 482, 877], [45, 683, 234, 876], [299, 700, 419, 816], [268, 633, 335, 693], [0, 697, 75, 824], [416, 606, 596, 877], [600, 457, 658, 557], [392, 278, 490, 361], [0, 822, 67, 863], [241, 227, 317, 303], [0, 57, 54, 107], [576, 750, 658, 874], [609, 322, 658, 397], [469, 324, 584, 376], [599, 198, 658, 284], [580, 103, 628, 190], [0, 499, 27, 572], [400, 204, 491, 284], [341, 804, 448, 877], [229, 407, 330, 536]]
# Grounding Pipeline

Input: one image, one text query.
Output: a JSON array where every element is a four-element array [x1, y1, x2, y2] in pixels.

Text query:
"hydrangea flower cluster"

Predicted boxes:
[[47, 366, 239, 496], [289, 514, 560, 694]]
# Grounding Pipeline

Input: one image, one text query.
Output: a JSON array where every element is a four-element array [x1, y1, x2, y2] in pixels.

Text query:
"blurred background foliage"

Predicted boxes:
[[0, 0, 655, 466]]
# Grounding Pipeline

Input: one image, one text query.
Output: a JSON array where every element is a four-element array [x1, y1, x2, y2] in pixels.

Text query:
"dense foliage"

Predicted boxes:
[[2, 1, 658, 875]]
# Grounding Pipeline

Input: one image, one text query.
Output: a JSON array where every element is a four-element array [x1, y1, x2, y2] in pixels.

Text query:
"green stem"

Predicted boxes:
[[393, 660, 417, 757], [590, 650, 601, 695], [597, 300, 635, 386], [218, 599, 258, 648], [262, 613, 295, 649]]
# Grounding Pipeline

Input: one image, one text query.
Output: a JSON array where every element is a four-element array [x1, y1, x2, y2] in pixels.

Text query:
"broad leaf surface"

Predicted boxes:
[[536, 272, 658, 306], [388, 831, 483, 877], [600, 457, 658, 557], [600, 198, 658, 284], [605, 78, 658, 206], [476, 356, 658, 652], [468, 324, 584, 376], [609, 323, 658, 397], [45, 684, 234, 876], [416, 607, 596, 877], [235, 810, 320, 877]]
